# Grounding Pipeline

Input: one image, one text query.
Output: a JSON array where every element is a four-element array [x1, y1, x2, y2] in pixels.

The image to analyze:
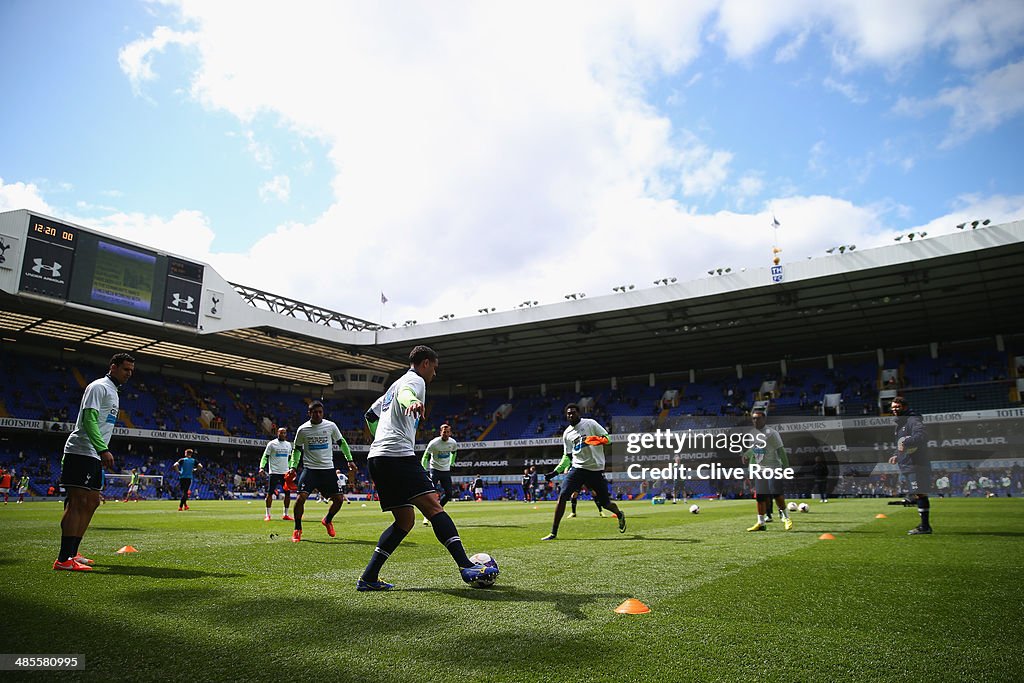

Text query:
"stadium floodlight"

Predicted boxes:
[[653, 277, 676, 285], [563, 292, 585, 300], [439, 314, 455, 320], [403, 319, 417, 326], [517, 300, 538, 308], [477, 307, 496, 313], [612, 284, 634, 292]]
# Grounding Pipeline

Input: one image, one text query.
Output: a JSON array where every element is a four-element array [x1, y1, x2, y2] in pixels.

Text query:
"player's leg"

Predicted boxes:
[[543, 470, 585, 540], [569, 490, 578, 517], [178, 479, 190, 510], [908, 465, 933, 534], [292, 477, 310, 541], [439, 472, 453, 508], [775, 493, 792, 530], [748, 494, 768, 531], [58, 487, 101, 564], [590, 473, 625, 532], [282, 490, 292, 519], [55, 454, 104, 568], [264, 489, 273, 520]]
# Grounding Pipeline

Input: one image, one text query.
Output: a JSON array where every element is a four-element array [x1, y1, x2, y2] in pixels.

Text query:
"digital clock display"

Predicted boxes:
[[29, 219, 77, 245], [19, 215, 78, 299]]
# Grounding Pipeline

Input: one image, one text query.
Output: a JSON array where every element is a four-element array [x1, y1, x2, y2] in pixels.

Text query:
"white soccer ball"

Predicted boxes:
[[787, 502, 798, 512], [467, 552, 499, 588], [689, 504, 700, 514], [798, 503, 809, 513]]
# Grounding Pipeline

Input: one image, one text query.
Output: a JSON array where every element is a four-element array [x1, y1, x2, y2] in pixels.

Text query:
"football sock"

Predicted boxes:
[[429, 511, 473, 568], [570, 498, 577, 514], [324, 509, 336, 523], [779, 510, 789, 519], [594, 500, 602, 513], [757, 515, 765, 524], [295, 519, 302, 531], [362, 523, 409, 581], [70, 536, 83, 558], [58, 536, 77, 563], [918, 495, 930, 527]]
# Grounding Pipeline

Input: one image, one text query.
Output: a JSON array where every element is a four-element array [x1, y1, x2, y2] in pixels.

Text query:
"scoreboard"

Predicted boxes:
[[18, 214, 204, 328]]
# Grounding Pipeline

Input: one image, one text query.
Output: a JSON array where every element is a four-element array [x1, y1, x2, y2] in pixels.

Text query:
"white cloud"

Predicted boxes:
[[118, 26, 198, 95], [894, 59, 1024, 148], [681, 148, 733, 198], [823, 76, 868, 104], [715, 0, 1024, 71], [93, 1, 1024, 323], [0, 178, 54, 214], [259, 175, 291, 203]]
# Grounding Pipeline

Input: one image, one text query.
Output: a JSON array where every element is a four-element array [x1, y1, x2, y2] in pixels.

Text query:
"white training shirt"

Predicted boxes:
[[562, 418, 609, 471], [293, 419, 343, 470], [262, 438, 292, 475], [424, 436, 458, 471], [64, 375, 120, 460], [748, 427, 786, 467], [368, 369, 427, 459]]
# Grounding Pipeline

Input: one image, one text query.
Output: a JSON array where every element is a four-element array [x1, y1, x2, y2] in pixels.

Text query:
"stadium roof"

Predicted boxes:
[[1, 214, 1021, 388], [371, 220, 1024, 386]]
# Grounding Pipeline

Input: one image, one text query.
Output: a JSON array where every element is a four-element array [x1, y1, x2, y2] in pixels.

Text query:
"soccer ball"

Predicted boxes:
[[798, 503, 809, 513], [468, 552, 499, 587], [689, 504, 700, 514], [787, 502, 798, 512]]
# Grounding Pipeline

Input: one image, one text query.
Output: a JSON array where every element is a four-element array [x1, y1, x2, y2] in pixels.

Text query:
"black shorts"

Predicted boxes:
[[558, 468, 612, 507], [298, 468, 339, 497], [268, 473, 285, 491], [754, 477, 784, 496], [61, 453, 104, 492], [180, 478, 192, 494], [900, 463, 932, 494], [368, 456, 437, 511], [429, 469, 454, 498]]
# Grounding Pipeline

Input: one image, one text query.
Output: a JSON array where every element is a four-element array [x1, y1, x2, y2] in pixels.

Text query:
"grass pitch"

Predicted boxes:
[[2, 497, 1022, 682]]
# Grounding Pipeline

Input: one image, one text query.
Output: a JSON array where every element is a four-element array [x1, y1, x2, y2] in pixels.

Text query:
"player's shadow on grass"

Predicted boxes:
[[458, 524, 526, 529], [588, 534, 700, 543], [90, 526, 145, 531], [98, 565, 244, 580], [943, 531, 1024, 537], [402, 585, 622, 620], [299, 539, 407, 546]]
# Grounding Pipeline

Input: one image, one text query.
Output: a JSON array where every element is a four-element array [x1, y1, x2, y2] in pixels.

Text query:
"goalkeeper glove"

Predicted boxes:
[[583, 435, 609, 446]]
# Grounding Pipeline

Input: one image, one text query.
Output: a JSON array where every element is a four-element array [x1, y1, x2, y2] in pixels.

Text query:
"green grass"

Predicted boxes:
[[2, 497, 1023, 682]]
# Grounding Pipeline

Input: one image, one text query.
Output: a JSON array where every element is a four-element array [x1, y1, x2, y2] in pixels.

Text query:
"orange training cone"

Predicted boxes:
[[875, 514, 888, 519], [614, 599, 651, 614], [116, 545, 139, 554], [818, 533, 835, 540]]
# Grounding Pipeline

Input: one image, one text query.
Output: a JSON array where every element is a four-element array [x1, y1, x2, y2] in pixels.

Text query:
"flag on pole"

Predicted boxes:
[[772, 215, 781, 228], [380, 292, 388, 305]]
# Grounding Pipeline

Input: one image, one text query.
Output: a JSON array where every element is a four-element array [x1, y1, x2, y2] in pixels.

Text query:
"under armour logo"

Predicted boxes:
[[171, 293, 195, 310], [31, 258, 62, 276]]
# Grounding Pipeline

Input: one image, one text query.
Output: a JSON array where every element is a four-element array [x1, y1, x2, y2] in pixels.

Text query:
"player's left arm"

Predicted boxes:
[[364, 406, 380, 436], [450, 446, 457, 466], [397, 379, 425, 417], [901, 416, 926, 451], [334, 426, 357, 475], [289, 430, 304, 470], [583, 421, 610, 445]]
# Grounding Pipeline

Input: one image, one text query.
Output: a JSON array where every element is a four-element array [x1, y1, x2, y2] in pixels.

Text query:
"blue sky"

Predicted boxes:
[[2, 1, 1023, 324]]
